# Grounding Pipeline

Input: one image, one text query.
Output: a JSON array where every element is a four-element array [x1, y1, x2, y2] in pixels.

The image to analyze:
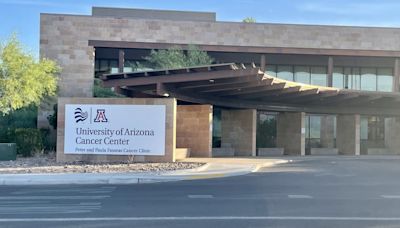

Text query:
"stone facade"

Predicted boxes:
[[221, 109, 257, 156], [277, 112, 305, 156], [56, 97, 177, 163], [176, 105, 212, 157], [40, 12, 400, 100], [384, 117, 400, 154], [337, 114, 360, 155]]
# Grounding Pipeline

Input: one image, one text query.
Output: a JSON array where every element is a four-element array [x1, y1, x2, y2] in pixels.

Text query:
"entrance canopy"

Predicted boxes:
[[101, 63, 400, 116]]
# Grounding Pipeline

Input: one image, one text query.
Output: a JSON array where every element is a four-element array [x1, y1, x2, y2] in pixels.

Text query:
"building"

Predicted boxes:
[[39, 7, 400, 162]]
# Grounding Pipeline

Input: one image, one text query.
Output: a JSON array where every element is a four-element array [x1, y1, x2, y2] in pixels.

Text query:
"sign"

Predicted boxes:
[[64, 104, 166, 156]]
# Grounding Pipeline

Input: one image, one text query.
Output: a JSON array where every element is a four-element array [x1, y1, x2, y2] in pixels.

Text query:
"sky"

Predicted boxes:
[[1, 0, 400, 57]]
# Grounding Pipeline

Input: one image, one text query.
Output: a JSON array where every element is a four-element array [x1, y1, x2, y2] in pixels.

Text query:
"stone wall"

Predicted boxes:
[[176, 105, 212, 157], [337, 114, 360, 155], [221, 109, 256, 156], [57, 97, 176, 163], [39, 13, 400, 127], [277, 112, 305, 156], [385, 117, 400, 154], [40, 13, 400, 99]]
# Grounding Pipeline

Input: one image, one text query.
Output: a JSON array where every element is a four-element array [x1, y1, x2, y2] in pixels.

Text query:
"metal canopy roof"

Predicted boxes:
[[101, 63, 400, 116]]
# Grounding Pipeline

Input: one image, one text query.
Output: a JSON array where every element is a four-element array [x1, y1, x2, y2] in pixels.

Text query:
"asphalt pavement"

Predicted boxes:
[[1, 156, 400, 228]]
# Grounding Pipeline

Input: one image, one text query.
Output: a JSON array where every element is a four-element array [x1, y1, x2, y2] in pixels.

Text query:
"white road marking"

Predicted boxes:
[[3, 216, 400, 222], [381, 195, 400, 199], [288, 195, 313, 199], [188, 195, 214, 199], [0, 195, 109, 200]]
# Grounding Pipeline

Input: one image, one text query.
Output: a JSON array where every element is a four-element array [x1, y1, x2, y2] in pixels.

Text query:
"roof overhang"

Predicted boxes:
[[101, 63, 400, 116]]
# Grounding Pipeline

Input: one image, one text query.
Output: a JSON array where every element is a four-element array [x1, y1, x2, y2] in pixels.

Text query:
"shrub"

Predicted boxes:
[[7, 128, 44, 157]]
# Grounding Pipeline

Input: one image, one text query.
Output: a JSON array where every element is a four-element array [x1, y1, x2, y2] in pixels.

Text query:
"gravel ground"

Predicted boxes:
[[0, 154, 204, 174]]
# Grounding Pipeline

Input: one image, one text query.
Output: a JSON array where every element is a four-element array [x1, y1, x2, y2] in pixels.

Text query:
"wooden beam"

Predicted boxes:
[[239, 86, 302, 100], [311, 93, 360, 105], [175, 75, 261, 91], [198, 81, 265, 93], [295, 90, 339, 103], [217, 82, 286, 97], [162, 85, 400, 116], [102, 68, 260, 87], [263, 88, 320, 102]]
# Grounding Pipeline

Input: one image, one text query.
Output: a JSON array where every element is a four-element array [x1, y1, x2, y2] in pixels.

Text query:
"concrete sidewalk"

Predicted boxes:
[[0, 158, 288, 185]]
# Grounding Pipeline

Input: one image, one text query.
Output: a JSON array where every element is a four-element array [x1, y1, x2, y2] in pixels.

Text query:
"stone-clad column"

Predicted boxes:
[[337, 114, 360, 155], [277, 112, 305, 156], [385, 117, 400, 154], [320, 115, 335, 148], [221, 109, 257, 156], [176, 105, 213, 157]]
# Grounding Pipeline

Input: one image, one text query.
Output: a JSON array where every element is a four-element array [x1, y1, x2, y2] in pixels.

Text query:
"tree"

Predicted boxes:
[[0, 36, 59, 114], [93, 78, 124, 98], [144, 44, 213, 69], [242, 17, 256, 23]]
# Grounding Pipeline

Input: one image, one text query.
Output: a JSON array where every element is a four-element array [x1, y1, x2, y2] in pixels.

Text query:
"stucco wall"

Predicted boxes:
[[176, 105, 212, 157], [57, 97, 176, 163]]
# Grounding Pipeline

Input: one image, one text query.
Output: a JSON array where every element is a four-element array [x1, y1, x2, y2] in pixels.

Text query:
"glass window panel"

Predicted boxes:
[[277, 65, 294, 81], [212, 108, 222, 148], [110, 68, 119, 74], [361, 68, 377, 91], [99, 60, 109, 72], [95, 60, 99, 71], [360, 117, 368, 140], [123, 67, 133, 73], [256, 113, 277, 148], [294, 66, 310, 84], [377, 68, 393, 92], [309, 116, 321, 139], [305, 116, 310, 139], [311, 66, 327, 86], [333, 67, 344, 88], [109, 60, 118, 68], [266, 65, 277, 76], [347, 67, 361, 90]]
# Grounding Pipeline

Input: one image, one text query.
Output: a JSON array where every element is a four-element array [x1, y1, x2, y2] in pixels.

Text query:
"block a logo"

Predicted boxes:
[[74, 108, 88, 123], [94, 109, 108, 123]]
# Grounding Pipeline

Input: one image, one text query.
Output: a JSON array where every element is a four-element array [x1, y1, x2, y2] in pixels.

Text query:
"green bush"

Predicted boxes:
[[40, 128, 56, 152], [93, 78, 125, 98], [6, 128, 44, 157]]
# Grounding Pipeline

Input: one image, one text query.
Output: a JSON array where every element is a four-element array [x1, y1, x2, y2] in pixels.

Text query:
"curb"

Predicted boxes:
[[0, 159, 289, 185]]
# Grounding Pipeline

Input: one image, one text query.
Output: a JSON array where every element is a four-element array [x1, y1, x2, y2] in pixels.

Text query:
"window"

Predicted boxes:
[[311, 66, 327, 86], [377, 68, 393, 92], [277, 65, 294, 81], [212, 108, 222, 148], [266, 65, 277, 76], [256, 112, 277, 148], [294, 66, 310, 84], [333, 67, 344, 88], [361, 68, 377, 91]]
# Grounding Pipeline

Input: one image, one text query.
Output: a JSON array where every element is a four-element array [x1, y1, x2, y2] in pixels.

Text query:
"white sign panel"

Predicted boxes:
[[64, 104, 166, 156]]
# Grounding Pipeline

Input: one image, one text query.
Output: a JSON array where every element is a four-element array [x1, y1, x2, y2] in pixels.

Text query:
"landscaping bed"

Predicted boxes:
[[0, 154, 203, 174]]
